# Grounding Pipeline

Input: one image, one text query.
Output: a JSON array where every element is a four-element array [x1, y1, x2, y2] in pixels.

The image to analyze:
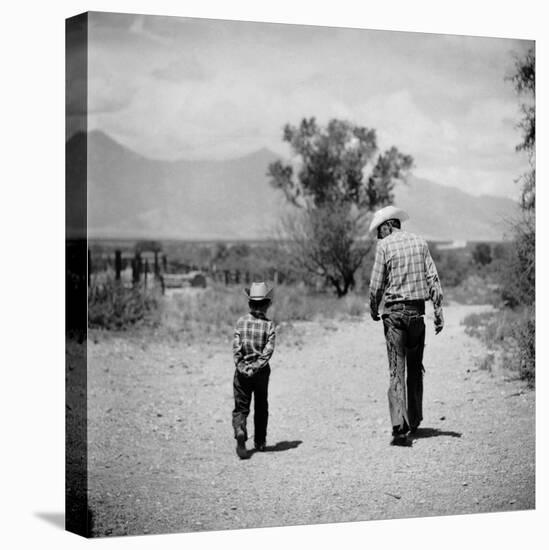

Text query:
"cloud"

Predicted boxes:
[[84, 14, 533, 198], [151, 57, 210, 83], [128, 14, 172, 46], [348, 90, 529, 197]]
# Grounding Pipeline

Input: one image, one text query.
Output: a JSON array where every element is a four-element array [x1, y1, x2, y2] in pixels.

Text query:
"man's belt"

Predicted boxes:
[[384, 299, 425, 314]]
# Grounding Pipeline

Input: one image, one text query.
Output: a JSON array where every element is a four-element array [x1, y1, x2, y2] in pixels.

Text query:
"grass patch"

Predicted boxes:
[[157, 283, 367, 344]]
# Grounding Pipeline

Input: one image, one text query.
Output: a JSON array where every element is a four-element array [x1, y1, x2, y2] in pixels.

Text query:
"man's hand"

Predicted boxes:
[[369, 294, 381, 322], [434, 317, 444, 335]]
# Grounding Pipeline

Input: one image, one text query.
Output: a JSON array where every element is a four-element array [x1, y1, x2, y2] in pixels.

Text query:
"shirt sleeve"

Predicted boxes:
[[232, 323, 243, 367], [424, 244, 444, 325], [256, 321, 276, 369], [369, 242, 386, 317]]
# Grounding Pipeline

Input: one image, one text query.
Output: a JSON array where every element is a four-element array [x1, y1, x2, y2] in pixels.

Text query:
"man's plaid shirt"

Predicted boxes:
[[232, 310, 276, 372], [369, 229, 443, 323]]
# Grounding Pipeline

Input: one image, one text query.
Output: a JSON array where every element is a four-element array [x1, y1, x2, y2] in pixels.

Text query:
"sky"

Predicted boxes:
[[69, 11, 534, 200]]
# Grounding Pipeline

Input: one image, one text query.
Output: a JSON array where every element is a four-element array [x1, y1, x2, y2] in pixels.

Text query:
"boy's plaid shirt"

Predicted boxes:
[[232, 310, 276, 371], [369, 230, 443, 323]]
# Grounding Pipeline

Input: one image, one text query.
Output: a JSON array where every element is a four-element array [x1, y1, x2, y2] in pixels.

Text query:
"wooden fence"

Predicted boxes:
[[88, 249, 285, 293]]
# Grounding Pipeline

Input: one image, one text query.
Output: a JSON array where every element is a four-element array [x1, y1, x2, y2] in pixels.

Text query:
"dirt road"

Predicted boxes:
[[87, 304, 535, 537]]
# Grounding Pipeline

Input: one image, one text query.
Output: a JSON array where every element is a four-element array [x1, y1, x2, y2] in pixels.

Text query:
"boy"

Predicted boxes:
[[232, 282, 276, 459]]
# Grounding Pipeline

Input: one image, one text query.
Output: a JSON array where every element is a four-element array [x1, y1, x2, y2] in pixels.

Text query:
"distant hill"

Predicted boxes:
[[394, 177, 518, 241], [69, 130, 519, 241]]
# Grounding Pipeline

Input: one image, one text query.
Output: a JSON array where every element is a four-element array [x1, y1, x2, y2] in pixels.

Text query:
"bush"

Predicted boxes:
[[472, 243, 492, 266], [462, 310, 497, 340], [461, 305, 535, 386], [88, 279, 160, 330], [462, 309, 517, 343], [488, 214, 535, 384], [430, 247, 472, 288], [498, 214, 535, 307], [514, 306, 535, 385]]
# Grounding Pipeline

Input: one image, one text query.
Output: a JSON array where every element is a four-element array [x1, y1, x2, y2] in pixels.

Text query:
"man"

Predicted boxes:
[[368, 205, 444, 446]]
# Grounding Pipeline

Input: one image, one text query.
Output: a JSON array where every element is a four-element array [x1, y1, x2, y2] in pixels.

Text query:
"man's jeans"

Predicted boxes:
[[232, 365, 270, 445], [382, 302, 425, 433]]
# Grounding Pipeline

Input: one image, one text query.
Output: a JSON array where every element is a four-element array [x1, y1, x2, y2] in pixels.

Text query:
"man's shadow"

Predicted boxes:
[[409, 427, 462, 441], [249, 440, 302, 456]]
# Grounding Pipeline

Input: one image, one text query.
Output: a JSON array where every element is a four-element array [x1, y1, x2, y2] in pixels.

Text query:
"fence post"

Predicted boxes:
[[132, 252, 142, 285], [144, 259, 149, 289], [162, 254, 168, 273], [154, 251, 159, 278], [224, 270, 230, 285], [115, 250, 122, 281]]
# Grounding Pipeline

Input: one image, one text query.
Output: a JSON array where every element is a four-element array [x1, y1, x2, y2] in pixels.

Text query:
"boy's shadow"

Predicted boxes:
[[409, 427, 462, 441], [249, 440, 302, 455]]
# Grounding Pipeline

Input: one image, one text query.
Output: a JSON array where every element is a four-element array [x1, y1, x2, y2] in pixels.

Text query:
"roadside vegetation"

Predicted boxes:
[[88, 279, 161, 330], [462, 47, 535, 386]]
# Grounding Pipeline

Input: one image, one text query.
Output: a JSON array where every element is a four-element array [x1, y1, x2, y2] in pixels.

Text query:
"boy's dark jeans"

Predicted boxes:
[[232, 365, 270, 445], [382, 302, 425, 434]]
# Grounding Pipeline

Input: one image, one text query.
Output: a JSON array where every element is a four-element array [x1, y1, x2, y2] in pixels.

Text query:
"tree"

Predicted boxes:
[[504, 47, 535, 306], [279, 202, 372, 296], [500, 47, 536, 384], [508, 47, 535, 211], [268, 118, 413, 296], [472, 243, 492, 267]]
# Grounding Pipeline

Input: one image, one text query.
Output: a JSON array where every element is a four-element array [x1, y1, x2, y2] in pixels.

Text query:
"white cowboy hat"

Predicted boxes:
[[244, 281, 274, 301], [368, 205, 409, 233]]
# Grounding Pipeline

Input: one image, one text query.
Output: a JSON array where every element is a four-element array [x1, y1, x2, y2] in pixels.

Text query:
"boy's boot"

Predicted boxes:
[[390, 426, 411, 447], [235, 427, 248, 459]]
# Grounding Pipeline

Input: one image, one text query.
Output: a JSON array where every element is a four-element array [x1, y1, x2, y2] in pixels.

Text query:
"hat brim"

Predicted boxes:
[[369, 208, 409, 233], [244, 288, 274, 301]]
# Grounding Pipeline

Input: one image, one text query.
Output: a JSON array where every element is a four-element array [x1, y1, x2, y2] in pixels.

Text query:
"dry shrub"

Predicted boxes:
[[88, 279, 160, 330], [462, 306, 534, 385], [514, 305, 535, 386], [495, 213, 535, 384]]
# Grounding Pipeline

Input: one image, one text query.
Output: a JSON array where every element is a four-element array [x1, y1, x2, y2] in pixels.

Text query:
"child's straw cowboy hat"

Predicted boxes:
[[369, 205, 409, 233], [244, 282, 274, 301]]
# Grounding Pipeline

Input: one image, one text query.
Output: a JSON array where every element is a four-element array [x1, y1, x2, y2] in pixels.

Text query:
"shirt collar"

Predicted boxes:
[[384, 228, 402, 241], [249, 309, 268, 320]]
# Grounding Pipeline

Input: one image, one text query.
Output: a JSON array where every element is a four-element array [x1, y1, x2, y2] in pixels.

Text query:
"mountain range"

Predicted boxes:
[[67, 130, 519, 242]]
